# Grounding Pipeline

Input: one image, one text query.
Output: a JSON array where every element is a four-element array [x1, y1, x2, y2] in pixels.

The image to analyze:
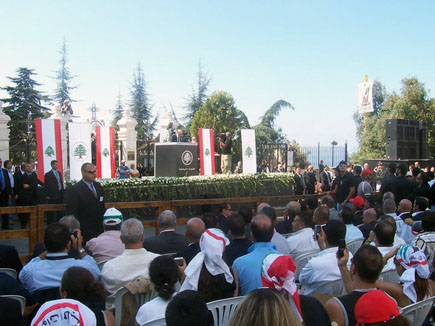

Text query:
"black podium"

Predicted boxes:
[[154, 143, 199, 177]]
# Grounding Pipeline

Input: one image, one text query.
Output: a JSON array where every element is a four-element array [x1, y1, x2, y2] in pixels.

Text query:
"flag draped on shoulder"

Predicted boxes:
[[35, 119, 63, 183], [198, 128, 215, 176], [96, 126, 116, 179]]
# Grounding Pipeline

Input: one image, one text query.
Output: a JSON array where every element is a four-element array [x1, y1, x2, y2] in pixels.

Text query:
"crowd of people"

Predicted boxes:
[[0, 160, 435, 325]]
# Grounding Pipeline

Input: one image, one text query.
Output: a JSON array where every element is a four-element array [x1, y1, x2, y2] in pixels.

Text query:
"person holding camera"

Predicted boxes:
[[219, 131, 232, 174]]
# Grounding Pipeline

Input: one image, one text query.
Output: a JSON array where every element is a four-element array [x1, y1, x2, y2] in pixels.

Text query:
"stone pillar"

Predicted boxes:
[[117, 107, 138, 168], [0, 102, 11, 161], [50, 105, 69, 177]]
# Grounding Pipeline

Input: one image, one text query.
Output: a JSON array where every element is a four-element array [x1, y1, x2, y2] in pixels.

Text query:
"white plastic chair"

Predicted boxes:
[[114, 287, 158, 326], [347, 238, 364, 255], [379, 269, 400, 283], [400, 296, 434, 326], [0, 267, 17, 279], [0, 294, 26, 315], [311, 278, 346, 296], [206, 296, 244, 326], [141, 316, 166, 326], [294, 250, 319, 281]]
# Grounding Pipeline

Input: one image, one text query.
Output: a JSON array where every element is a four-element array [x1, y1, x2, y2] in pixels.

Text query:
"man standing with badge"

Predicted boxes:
[[66, 162, 105, 242]]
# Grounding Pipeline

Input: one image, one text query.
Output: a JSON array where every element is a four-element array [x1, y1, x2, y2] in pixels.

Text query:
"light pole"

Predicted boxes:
[[331, 141, 338, 167]]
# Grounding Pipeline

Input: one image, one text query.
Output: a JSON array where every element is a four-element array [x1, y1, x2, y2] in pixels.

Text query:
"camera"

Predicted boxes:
[[217, 133, 226, 142], [69, 229, 78, 238]]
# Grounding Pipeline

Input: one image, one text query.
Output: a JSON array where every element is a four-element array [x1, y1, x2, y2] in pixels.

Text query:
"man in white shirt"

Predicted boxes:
[[370, 220, 396, 272], [299, 220, 352, 294], [383, 198, 415, 244], [287, 211, 319, 258], [102, 218, 159, 310], [339, 207, 364, 243]]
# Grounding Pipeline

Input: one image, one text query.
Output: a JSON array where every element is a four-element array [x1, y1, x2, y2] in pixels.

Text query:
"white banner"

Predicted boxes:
[[159, 128, 169, 143], [241, 129, 257, 174], [358, 80, 374, 113], [69, 123, 92, 181], [199, 128, 215, 176], [96, 126, 115, 179]]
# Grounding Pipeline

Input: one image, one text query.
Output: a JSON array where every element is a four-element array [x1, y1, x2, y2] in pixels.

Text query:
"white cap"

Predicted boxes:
[[103, 208, 123, 225]]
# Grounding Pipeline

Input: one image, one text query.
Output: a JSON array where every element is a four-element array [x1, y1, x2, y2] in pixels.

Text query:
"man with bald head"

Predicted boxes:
[[176, 217, 205, 264], [397, 199, 412, 221], [143, 210, 188, 254], [232, 214, 278, 295], [358, 208, 378, 239], [276, 200, 301, 234]]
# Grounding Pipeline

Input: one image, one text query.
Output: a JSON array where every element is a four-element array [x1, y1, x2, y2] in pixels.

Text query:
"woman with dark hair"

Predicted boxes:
[[61, 266, 114, 326], [135, 255, 179, 325]]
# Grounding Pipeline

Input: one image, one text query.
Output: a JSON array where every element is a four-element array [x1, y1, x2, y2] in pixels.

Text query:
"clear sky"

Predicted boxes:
[[1, 1, 435, 153]]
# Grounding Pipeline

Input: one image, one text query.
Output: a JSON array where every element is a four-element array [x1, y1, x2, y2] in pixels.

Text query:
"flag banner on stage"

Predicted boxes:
[[358, 79, 374, 113], [69, 122, 92, 181], [241, 129, 257, 174], [35, 119, 63, 183], [198, 128, 215, 176], [96, 126, 116, 179]]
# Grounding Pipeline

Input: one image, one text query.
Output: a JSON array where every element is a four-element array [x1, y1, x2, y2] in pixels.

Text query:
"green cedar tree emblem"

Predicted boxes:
[[205, 148, 210, 156], [103, 148, 109, 157], [245, 146, 253, 158], [73, 144, 87, 159], [45, 145, 55, 157]]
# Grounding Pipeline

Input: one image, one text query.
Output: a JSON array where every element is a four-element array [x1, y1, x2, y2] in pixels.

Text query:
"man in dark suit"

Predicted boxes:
[[0, 244, 23, 274], [171, 129, 186, 143], [320, 165, 332, 192], [66, 162, 105, 242], [176, 217, 205, 264], [44, 160, 64, 224], [18, 163, 40, 229], [304, 165, 317, 195], [0, 159, 14, 229], [293, 167, 305, 195], [143, 210, 188, 254]]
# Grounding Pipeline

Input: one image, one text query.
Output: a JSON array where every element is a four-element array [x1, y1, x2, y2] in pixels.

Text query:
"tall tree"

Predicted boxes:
[[53, 39, 76, 105], [184, 60, 211, 131], [1, 68, 50, 162], [129, 64, 154, 139], [253, 100, 295, 144], [112, 91, 124, 130]]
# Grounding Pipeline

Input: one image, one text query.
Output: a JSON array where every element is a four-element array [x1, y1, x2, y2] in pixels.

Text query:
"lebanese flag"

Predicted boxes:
[[96, 126, 116, 179], [198, 128, 215, 176], [35, 119, 63, 183]]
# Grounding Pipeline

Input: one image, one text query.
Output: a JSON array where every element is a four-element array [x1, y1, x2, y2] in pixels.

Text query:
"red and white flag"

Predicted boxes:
[[35, 119, 63, 183], [96, 126, 116, 179], [198, 128, 215, 176]]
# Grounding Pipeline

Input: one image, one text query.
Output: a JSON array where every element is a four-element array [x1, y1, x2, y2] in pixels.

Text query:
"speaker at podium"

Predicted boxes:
[[154, 143, 199, 177]]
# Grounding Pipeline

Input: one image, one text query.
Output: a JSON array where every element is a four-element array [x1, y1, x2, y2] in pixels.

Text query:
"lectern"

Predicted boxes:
[[154, 143, 199, 177]]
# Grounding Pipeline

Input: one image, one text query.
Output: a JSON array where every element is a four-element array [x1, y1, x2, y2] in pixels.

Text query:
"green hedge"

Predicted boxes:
[[68, 173, 294, 202]]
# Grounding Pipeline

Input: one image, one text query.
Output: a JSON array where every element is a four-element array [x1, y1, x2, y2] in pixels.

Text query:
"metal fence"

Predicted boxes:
[[300, 143, 348, 169]]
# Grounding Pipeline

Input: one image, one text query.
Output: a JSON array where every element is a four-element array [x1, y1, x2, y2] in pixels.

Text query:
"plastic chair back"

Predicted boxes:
[[347, 238, 364, 255], [206, 296, 244, 326], [400, 296, 435, 326], [0, 295, 26, 315], [379, 270, 400, 283], [312, 278, 346, 296], [141, 316, 166, 326], [294, 250, 319, 281], [0, 268, 17, 279], [114, 287, 158, 326]]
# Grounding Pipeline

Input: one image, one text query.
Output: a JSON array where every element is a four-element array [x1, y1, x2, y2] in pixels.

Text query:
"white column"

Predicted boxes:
[[117, 107, 138, 168], [0, 102, 11, 161]]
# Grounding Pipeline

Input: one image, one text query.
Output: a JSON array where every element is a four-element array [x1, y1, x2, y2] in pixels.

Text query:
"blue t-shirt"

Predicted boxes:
[[118, 166, 129, 179]]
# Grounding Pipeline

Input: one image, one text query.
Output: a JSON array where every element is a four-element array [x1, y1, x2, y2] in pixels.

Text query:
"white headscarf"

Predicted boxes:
[[396, 245, 430, 303], [180, 228, 233, 291]]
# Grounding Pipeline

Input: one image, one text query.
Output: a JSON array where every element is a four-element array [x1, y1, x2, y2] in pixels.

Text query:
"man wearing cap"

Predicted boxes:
[[331, 161, 357, 210], [357, 169, 373, 198], [118, 160, 129, 179], [86, 208, 125, 264], [349, 196, 365, 225]]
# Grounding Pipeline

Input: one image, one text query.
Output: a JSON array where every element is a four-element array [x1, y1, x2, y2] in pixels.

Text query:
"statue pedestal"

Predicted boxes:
[[0, 102, 11, 161], [117, 107, 138, 168]]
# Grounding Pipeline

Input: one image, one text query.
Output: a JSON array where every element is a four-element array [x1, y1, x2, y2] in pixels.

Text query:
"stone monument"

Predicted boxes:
[[0, 102, 10, 161], [117, 106, 138, 168]]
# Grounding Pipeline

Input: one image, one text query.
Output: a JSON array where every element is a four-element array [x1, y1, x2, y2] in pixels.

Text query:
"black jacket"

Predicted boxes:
[[143, 231, 188, 254], [44, 170, 64, 201]]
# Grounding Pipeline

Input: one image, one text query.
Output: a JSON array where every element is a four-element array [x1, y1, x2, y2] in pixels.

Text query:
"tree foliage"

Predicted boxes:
[[112, 91, 124, 130], [53, 39, 76, 105], [129, 64, 154, 139], [1, 67, 50, 162], [184, 60, 211, 132], [352, 77, 435, 162], [253, 99, 294, 144]]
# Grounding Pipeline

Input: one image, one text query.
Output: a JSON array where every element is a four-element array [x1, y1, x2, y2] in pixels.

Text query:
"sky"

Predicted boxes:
[[1, 1, 435, 154]]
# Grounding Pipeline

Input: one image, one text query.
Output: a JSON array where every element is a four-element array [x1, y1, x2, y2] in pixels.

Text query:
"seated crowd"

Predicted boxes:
[[1, 161, 435, 326]]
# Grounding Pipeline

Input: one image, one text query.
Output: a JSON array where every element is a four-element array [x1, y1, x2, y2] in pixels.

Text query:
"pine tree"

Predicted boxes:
[[184, 60, 211, 133], [112, 91, 124, 130], [53, 39, 76, 105], [1, 67, 50, 162], [129, 64, 153, 139]]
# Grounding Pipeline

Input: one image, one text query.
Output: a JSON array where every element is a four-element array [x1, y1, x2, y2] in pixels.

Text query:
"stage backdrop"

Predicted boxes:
[[241, 129, 257, 174], [96, 126, 116, 179], [35, 119, 63, 183], [198, 128, 215, 176], [69, 122, 92, 181]]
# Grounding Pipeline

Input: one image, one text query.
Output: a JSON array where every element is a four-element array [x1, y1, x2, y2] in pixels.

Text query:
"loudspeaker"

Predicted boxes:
[[419, 121, 428, 159], [386, 119, 409, 141], [386, 140, 419, 160]]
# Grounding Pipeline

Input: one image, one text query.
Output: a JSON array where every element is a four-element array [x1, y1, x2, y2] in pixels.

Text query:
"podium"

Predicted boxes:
[[154, 143, 199, 177]]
